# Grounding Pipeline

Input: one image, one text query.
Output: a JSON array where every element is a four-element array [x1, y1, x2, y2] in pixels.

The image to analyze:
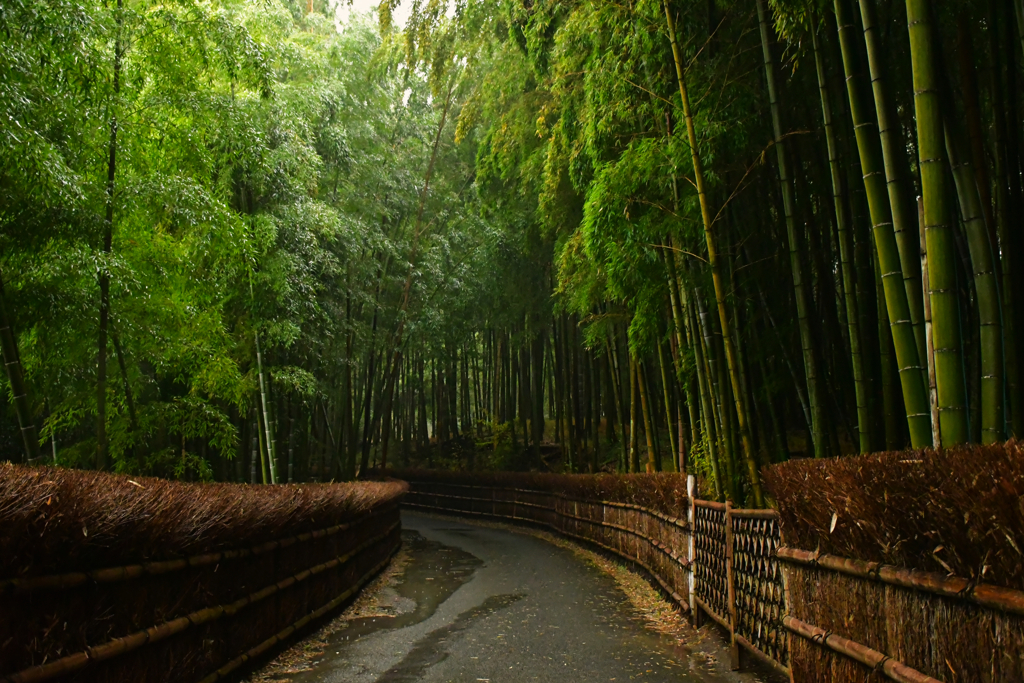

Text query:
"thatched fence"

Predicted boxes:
[[0, 466, 406, 683], [398, 448, 1024, 683]]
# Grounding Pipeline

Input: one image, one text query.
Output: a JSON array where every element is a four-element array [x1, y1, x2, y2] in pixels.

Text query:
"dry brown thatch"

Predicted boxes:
[[391, 469, 690, 517], [762, 441, 1024, 590], [0, 464, 406, 578]]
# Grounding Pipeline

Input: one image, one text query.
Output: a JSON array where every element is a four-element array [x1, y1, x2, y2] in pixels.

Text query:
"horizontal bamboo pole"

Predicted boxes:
[[2, 517, 401, 683], [783, 615, 940, 683], [729, 508, 778, 519], [778, 547, 1024, 616], [197, 543, 400, 683], [692, 499, 727, 511], [0, 502, 399, 594]]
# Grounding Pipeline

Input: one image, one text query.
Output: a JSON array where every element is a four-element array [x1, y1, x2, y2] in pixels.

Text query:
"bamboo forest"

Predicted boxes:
[[3, 0, 1024, 507]]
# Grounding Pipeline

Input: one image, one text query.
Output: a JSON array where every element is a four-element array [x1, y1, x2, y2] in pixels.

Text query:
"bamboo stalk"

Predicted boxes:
[[756, 0, 827, 460], [944, 123, 1004, 443], [812, 26, 871, 453], [833, 0, 931, 446], [904, 0, 969, 445], [662, 0, 764, 506], [859, 0, 927, 363]]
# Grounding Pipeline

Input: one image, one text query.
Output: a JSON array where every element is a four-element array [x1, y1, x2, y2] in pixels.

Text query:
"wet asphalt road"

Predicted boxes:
[[286, 511, 771, 683]]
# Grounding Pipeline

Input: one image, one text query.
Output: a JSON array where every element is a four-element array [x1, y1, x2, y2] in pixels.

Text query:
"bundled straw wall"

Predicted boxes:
[[0, 465, 406, 683], [764, 443, 1024, 683]]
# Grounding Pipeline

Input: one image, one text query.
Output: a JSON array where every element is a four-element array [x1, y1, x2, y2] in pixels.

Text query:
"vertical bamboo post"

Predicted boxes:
[[687, 475, 699, 626], [725, 501, 739, 670], [779, 528, 796, 683]]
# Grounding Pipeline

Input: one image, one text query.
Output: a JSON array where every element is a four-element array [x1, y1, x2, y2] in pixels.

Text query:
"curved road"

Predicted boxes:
[[270, 511, 774, 683]]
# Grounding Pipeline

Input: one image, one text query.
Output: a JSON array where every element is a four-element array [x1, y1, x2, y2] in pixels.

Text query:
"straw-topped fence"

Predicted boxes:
[[400, 466, 1024, 683], [0, 466, 406, 683]]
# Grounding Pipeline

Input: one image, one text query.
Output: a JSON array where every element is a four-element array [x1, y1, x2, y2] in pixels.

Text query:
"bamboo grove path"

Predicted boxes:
[[251, 512, 775, 683]]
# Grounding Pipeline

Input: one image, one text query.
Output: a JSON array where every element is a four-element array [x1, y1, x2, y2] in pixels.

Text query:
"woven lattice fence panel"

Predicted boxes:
[[694, 503, 728, 623], [732, 513, 788, 666]]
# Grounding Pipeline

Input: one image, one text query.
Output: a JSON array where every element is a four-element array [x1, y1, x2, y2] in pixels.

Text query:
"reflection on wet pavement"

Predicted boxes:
[[285, 530, 482, 682]]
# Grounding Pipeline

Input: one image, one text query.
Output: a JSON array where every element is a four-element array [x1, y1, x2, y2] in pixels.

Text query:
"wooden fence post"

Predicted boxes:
[[725, 500, 740, 670], [687, 474, 700, 627]]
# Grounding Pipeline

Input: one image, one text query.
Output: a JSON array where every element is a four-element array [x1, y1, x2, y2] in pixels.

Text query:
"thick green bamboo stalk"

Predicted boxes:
[[904, 0, 969, 445], [834, 0, 931, 447], [945, 125, 1004, 443], [756, 0, 826, 459], [859, 0, 927, 364], [813, 26, 871, 453], [663, 0, 764, 506]]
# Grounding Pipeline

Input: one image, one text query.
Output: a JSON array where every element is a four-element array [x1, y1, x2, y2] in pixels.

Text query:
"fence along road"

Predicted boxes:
[[401, 476, 955, 683], [275, 511, 770, 683]]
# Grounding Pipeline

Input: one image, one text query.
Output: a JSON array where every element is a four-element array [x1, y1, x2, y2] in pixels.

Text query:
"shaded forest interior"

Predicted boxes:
[[3, 0, 1024, 506]]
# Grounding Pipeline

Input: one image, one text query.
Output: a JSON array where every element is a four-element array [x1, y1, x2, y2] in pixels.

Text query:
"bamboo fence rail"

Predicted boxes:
[[402, 476, 1019, 682]]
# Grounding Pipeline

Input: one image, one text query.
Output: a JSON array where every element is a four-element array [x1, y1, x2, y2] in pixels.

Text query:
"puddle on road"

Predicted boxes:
[[283, 529, 482, 683], [375, 593, 524, 682]]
